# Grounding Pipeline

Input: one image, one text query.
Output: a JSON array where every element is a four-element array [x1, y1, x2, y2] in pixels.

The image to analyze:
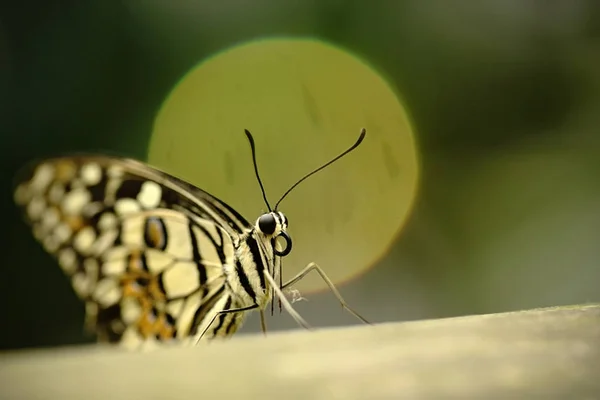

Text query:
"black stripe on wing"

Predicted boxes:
[[13, 157, 250, 347], [13, 155, 252, 238]]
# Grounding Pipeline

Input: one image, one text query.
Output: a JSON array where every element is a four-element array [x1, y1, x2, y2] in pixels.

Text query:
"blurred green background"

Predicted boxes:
[[1, 1, 599, 350]]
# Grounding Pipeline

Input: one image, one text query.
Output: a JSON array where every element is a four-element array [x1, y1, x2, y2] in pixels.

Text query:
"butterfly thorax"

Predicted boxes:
[[224, 211, 289, 310]]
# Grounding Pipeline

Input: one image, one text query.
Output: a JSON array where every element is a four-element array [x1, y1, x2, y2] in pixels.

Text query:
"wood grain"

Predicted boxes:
[[1, 304, 599, 399]]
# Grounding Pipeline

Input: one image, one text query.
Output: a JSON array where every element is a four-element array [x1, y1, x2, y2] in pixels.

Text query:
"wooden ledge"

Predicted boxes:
[[1, 304, 599, 399]]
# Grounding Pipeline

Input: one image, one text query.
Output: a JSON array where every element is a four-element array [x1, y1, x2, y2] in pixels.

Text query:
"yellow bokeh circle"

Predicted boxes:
[[148, 38, 419, 293]]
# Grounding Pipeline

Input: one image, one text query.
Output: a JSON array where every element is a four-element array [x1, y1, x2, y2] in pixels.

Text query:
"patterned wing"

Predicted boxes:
[[14, 156, 249, 348]]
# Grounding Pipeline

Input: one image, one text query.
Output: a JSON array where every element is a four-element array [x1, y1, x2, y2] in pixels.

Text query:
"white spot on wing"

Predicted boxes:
[[58, 248, 77, 274], [82, 202, 104, 218], [14, 184, 29, 205], [26, 196, 46, 220], [138, 181, 162, 209], [121, 297, 142, 324], [54, 223, 73, 243], [42, 235, 60, 253], [102, 246, 130, 261], [74, 226, 96, 254], [48, 183, 65, 204], [80, 163, 102, 185], [40, 207, 59, 230], [121, 214, 145, 247], [30, 164, 54, 193], [85, 301, 98, 321], [101, 258, 126, 276], [84, 258, 99, 280], [93, 278, 122, 307], [111, 319, 126, 335], [32, 225, 44, 241], [98, 212, 118, 231], [72, 272, 91, 297], [91, 230, 119, 256], [120, 327, 143, 349], [62, 188, 91, 215], [107, 165, 124, 178], [115, 198, 141, 216]]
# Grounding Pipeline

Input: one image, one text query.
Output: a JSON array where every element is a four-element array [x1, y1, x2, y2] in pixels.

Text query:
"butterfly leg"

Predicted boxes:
[[262, 267, 312, 331], [282, 262, 371, 325], [259, 310, 268, 336], [195, 304, 258, 345]]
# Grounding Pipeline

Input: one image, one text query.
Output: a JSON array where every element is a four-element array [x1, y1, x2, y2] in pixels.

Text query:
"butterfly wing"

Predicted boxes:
[[14, 156, 249, 347], [14, 155, 252, 235]]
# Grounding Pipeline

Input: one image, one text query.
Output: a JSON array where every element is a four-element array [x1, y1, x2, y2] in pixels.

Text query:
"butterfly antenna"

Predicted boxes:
[[274, 128, 366, 210], [245, 129, 272, 212]]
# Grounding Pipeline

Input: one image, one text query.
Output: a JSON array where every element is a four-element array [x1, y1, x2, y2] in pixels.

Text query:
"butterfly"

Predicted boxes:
[[13, 128, 368, 349]]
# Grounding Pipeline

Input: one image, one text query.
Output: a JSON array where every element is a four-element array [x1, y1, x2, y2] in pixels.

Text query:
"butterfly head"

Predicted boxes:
[[245, 127, 366, 258], [256, 211, 291, 257]]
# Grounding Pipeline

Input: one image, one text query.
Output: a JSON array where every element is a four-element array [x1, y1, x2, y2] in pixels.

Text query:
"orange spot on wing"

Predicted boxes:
[[145, 217, 166, 249], [128, 249, 143, 271], [118, 248, 175, 340], [55, 160, 77, 182], [137, 309, 175, 340], [64, 215, 84, 231]]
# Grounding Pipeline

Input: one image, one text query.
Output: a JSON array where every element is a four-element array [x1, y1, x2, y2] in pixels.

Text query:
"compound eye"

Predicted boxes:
[[273, 231, 292, 257], [258, 214, 277, 235]]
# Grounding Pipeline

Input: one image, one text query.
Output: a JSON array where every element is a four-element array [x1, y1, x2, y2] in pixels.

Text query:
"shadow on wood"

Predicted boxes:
[[1, 304, 599, 399]]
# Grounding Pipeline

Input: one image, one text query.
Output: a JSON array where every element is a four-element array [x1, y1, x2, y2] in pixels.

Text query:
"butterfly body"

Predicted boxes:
[[14, 128, 369, 349], [14, 156, 286, 348]]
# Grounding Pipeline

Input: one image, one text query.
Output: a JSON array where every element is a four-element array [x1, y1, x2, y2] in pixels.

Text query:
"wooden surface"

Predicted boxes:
[[1, 304, 599, 399]]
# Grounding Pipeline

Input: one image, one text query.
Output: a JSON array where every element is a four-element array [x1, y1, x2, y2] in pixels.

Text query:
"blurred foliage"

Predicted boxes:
[[1, 1, 599, 349]]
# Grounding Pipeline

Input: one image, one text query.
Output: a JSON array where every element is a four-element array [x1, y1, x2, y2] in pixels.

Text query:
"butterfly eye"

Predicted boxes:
[[258, 213, 277, 235], [273, 231, 292, 257]]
